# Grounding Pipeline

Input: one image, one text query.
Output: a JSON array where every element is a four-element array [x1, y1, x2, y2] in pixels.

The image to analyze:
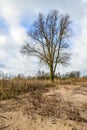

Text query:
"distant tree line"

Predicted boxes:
[[0, 70, 86, 80], [36, 70, 81, 79], [64, 71, 80, 78]]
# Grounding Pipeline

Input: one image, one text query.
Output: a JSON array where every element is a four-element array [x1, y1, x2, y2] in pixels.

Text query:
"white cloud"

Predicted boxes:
[[0, 0, 87, 75], [0, 0, 20, 26], [10, 26, 27, 46], [0, 35, 7, 46]]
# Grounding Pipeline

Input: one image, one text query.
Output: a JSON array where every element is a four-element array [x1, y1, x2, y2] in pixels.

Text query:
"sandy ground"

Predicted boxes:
[[0, 83, 87, 130]]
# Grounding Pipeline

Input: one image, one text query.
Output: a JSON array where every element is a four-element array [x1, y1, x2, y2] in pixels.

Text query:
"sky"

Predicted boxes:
[[0, 0, 87, 76]]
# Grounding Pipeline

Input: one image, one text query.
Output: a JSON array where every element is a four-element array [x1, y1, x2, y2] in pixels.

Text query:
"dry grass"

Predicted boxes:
[[55, 77, 87, 85], [0, 77, 87, 100], [0, 78, 54, 100]]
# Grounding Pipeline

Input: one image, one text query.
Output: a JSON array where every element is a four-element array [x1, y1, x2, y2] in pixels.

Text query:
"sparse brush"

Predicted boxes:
[[0, 78, 52, 100], [0, 77, 87, 100]]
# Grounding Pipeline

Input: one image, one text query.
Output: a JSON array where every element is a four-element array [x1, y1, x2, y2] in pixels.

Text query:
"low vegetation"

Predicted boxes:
[[0, 75, 87, 100], [0, 76, 87, 129], [0, 78, 53, 100]]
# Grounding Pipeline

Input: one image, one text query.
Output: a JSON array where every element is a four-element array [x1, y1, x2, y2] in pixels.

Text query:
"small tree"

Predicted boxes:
[[21, 10, 72, 81], [68, 71, 80, 78]]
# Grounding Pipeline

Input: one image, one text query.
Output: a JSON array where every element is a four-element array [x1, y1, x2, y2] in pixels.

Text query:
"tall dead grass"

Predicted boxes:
[[0, 77, 87, 100], [55, 77, 87, 85], [0, 78, 53, 100]]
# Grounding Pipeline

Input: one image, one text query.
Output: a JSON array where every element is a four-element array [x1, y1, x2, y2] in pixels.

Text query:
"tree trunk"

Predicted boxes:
[[50, 65, 54, 82]]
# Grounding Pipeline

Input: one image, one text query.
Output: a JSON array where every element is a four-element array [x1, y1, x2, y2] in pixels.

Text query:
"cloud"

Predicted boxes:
[[0, 0, 87, 75]]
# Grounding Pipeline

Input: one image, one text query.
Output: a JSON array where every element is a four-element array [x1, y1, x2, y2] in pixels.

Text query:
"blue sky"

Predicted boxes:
[[0, 0, 87, 76]]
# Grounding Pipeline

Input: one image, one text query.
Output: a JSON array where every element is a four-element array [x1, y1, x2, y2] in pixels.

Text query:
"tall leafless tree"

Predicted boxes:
[[21, 10, 72, 81]]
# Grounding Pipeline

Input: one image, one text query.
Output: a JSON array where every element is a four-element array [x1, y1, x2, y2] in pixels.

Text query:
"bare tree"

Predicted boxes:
[[21, 10, 72, 81]]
